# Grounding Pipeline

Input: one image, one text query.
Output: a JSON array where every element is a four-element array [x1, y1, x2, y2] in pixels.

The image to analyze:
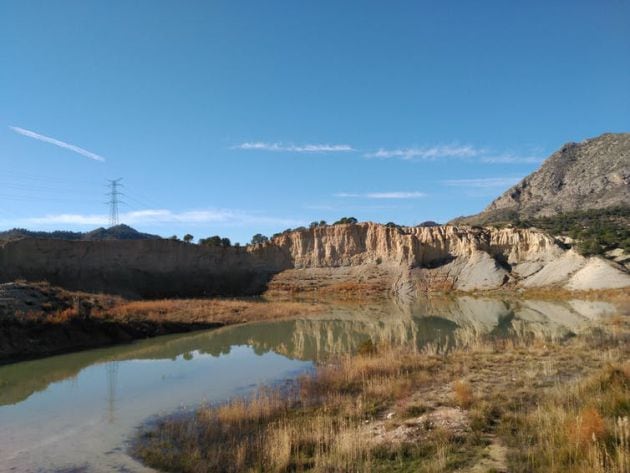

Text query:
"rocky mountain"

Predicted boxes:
[[452, 132, 630, 224]]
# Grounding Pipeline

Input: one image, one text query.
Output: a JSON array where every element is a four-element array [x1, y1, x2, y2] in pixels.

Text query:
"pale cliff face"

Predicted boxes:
[[266, 223, 560, 268], [1, 223, 628, 296], [261, 223, 629, 293]]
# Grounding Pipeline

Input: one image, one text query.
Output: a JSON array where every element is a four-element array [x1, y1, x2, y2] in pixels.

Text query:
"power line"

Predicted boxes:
[[106, 178, 124, 227]]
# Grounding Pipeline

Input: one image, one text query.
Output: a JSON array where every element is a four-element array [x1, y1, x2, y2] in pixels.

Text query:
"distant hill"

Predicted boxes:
[[0, 224, 161, 241], [452, 132, 630, 225]]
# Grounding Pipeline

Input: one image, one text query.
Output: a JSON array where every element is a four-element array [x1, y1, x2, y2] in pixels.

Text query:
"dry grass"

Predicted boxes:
[[15, 307, 81, 324], [503, 287, 630, 302], [569, 407, 607, 447], [11, 295, 324, 328], [266, 280, 389, 300], [504, 363, 630, 472], [133, 344, 457, 472], [133, 316, 630, 473], [453, 380, 474, 409], [46, 307, 80, 324], [4, 281, 325, 329], [105, 298, 324, 325], [2, 283, 328, 360], [318, 281, 389, 296]]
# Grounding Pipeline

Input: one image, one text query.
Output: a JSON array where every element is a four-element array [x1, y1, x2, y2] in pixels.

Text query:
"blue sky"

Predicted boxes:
[[1, 1, 628, 244]]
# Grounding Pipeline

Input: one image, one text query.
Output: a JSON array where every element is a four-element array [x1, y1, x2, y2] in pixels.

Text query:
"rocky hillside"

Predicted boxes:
[[1, 223, 628, 297], [453, 132, 630, 224]]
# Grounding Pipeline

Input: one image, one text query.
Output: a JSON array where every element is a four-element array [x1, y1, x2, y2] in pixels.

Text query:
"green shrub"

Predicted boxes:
[[518, 207, 630, 256], [334, 217, 358, 225]]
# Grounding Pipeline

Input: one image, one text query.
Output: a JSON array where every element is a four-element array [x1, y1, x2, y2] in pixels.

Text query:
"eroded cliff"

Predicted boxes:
[[1, 223, 628, 297], [265, 223, 630, 294]]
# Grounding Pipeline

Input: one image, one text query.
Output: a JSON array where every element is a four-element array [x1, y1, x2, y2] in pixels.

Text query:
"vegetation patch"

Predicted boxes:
[[132, 316, 630, 472], [507, 206, 630, 256]]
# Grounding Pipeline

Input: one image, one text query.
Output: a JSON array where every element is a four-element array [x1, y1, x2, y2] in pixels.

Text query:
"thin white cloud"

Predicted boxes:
[[364, 144, 543, 164], [334, 191, 426, 199], [23, 209, 301, 227], [234, 142, 355, 153], [9, 126, 105, 162], [479, 154, 542, 164], [365, 145, 480, 160], [442, 177, 522, 188]]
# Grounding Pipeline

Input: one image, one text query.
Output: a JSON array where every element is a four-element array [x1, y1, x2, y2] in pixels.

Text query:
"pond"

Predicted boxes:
[[0, 296, 618, 472]]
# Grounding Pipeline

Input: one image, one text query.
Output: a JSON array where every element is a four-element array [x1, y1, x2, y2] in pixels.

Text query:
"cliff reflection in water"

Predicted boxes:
[[0, 296, 618, 407]]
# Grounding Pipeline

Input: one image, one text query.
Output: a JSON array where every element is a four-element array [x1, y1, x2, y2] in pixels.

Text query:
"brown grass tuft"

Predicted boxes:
[[453, 380, 474, 409], [568, 407, 607, 446]]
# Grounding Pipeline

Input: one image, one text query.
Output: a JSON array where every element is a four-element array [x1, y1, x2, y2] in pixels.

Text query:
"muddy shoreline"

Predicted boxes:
[[2, 279, 628, 365], [0, 282, 328, 364], [0, 317, 223, 365]]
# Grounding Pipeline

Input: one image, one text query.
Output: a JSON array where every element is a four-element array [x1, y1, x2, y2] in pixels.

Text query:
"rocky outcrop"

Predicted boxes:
[[265, 223, 630, 294], [453, 132, 630, 223], [270, 224, 559, 268], [1, 223, 628, 297]]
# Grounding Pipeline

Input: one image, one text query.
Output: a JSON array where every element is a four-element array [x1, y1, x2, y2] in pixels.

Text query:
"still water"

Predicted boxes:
[[0, 296, 619, 472]]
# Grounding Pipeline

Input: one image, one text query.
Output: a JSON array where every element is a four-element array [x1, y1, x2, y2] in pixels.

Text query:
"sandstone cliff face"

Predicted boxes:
[[1, 222, 628, 297], [264, 223, 629, 294], [270, 224, 559, 267]]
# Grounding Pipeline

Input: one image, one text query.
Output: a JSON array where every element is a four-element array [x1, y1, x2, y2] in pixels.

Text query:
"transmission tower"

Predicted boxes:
[[106, 178, 124, 227], [105, 361, 119, 423]]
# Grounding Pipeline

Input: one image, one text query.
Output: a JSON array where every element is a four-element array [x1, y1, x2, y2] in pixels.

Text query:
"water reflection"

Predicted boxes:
[[106, 361, 119, 423], [0, 296, 617, 408], [0, 346, 309, 473], [0, 296, 620, 472]]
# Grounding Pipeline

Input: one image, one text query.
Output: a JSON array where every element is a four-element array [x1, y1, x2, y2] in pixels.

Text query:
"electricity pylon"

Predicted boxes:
[[106, 178, 124, 227]]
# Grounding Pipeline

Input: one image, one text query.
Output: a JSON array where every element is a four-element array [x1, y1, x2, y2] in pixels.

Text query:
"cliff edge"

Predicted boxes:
[[264, 223, 630, 295], [1, 223, 627, 298]]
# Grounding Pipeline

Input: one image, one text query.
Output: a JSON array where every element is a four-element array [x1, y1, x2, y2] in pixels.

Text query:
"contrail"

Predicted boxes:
[[9, 126, 105, 162]]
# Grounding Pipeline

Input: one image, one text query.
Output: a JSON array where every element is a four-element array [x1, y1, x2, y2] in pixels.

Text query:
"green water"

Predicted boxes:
[[0, 296, 618, 472]]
